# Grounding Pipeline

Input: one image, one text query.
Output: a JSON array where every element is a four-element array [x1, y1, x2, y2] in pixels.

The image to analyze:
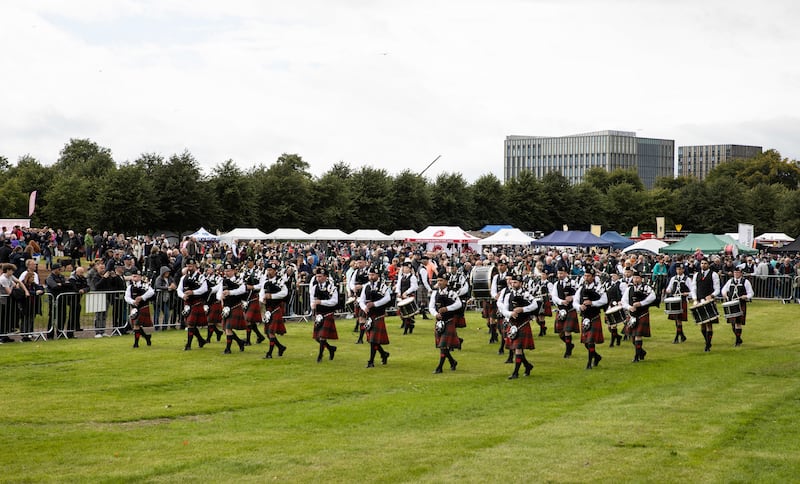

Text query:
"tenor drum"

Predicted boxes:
[[722, 299, 743, 319], [471, 266, 498, 300], [690, 300, 719, 325], [664, 296, 683, 316], [397, 297, 420, 318], [345, 296, 357, 313], [605, 305, 627, 326]]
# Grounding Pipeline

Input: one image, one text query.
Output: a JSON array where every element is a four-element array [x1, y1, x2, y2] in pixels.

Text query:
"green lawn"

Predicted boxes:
[[1, 301, 798, 483]]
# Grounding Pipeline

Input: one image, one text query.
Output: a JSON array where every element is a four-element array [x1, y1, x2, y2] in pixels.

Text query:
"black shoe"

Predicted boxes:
[[735, 340, 742, 347], [223, 348, 231, 354], [524, 363, 533, 376], [278, 345, 286, 357], [497, 349, 505, 355], [433, 368, 443, 374], [133, 343, 139, 348], [366, 361, 375, 368], [355, 340, 363, 344], [639, 349, 646, 361], [184, 344, 191, 351], [585, 362, 593, 370], [610, 339, 615, 348], [238, 340, 246, 352], [244, 341, 251, 346], [704, 346, 711, 352], [504, 357, 513, 364], [381, 352, 390, 365], [264, 353, 273, 359], [594, 354, 602, 367], [508, 373, 519, 380], [450, 360, 458, 371], [216, 330, 223, 341], [673, 335, 680, 344], [256, 336, 265, 344], [317, 356, 323, 363], [329, 345, 337, 360], [198, 338, 206, 348], [680, 334, 687, 342]]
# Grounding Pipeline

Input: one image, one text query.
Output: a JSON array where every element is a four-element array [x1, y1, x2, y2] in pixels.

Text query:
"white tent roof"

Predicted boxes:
[[219, 228, 271, 243], [347, 229, 392, 241], [389, 229, 418, 240], [478, 228, 534, 246], [755, 232, 794, 243], [309, 228, 350, 240], [264, 228, 313, 240], [406, 226, 480, 243], [621, 239, 669, 255], [188, 227, 219, 242]]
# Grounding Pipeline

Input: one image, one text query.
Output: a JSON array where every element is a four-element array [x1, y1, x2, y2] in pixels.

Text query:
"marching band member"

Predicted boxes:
[[604, 272, 627, 347], [395, 261, 419, 335], [665, 264, 692, 344], [622, 269, 656, 363], [348, 256, 369, 343], [690, 258, 721, 352], [429, 274, 462, 374], [489, 260, 510, 353], [721, 266, 754, 347], [550, 266, 578, 358], [260, 261, 288, 358], [124, 269, 155, 348], [311, 267, 339, 363], [204, 265, 224, 342], [416, 253, 433, 320], [531, 271, 553, 337], [448, 263, 469, 350], [498, 274, 537, 379], [218, 262, 247, 354], [242, 257, 265, 346], [573, 267, 608, 369], [358, 266, 391, 367], [177, 258, 208, 350]]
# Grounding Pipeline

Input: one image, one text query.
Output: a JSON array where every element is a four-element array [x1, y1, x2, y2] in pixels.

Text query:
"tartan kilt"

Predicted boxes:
[[313, 312, 338, 341], [435, 319, 460, 349], [725, 302, 747, 325], [626, 310, 651, 337], [667, 298, 688, 322], [507, 316, 535, 350], [542, 299, 553, 317], [224, 304, 248, 330], [453, 308, 467, 328], [580, 314, 604, 344], [207, 301, 223, 326], [354, 304, 366, 320], [481, 300, 496, 319], [265, 303, 287, 335], [366, 314, 390, 345], [186, 301, 208, 327], [554, 307, 578, 334], [417, 287, 430, 312], [133, 305, 153, 327], [244, 294, 261, 323]]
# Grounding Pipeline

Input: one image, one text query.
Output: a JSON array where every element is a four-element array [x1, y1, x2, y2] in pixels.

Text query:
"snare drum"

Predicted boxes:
[[722, 299, 743, 319], [664, 296, 683, 316], [471, 266, 498, 300], [690, 300, 719, 325], [397, 297, 420, 318], [345, 296, 357, 313], [605, 305, 627, 326]]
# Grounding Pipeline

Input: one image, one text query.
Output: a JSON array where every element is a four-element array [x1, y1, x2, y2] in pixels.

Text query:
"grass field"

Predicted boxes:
[[1, 301, 799, 483]]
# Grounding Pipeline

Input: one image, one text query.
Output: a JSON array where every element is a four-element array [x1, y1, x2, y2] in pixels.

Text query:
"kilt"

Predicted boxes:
[[625, 310, 651, 337], [244, 294, 261, 323], [481, 300, 496, 319], [435, 319, 460, 349], [265, 303, 286, 336], [579, 314, 604, 344], [354, 304, 366, 320], [554, 307, 578, 334], [207, 301, 223, 326], [453, 312, 467, 328], [542, 299, 553, 317], [134, 305, 153, 327], [224, 304, 248, 330], [366, 314, 390, 345], [417, 287, 430, 313], [186, 301, 208, 327], [313, 312, 338, 341], [507, 317, 535, 350], [667, 298, 688, 322], [725, 302, 747, 326]]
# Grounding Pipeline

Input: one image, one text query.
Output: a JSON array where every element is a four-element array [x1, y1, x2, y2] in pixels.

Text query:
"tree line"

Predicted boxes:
[[2, 139, 800, 237]]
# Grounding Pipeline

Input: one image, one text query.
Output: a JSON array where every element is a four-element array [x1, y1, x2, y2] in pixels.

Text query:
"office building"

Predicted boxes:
[[677, 144, 763, 180]]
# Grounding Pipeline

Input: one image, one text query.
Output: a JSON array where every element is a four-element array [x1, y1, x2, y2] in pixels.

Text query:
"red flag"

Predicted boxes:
[[28, 190, 37, 216]]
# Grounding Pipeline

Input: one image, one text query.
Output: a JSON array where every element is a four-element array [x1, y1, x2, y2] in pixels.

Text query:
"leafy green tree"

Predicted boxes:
[[53, 138, 116, 179], [470, 174, 507, 229], [39, 174, 95, 230], [582, 167, 611, 193], [209, 159, 255, 231], [348, 167, 394, 232], [702, 177, 746, 233], [641, 187, 675, 231], [389, 170, 431, 231], [431, 173, 474, 228], [743, 183, 786, 234], [0, 178, 28, 217], [312, 162, 356, 231], [505, 171, 546, 231], [775, 190, 800, 237], [605, 183, 646, 232], [654, 175, 694, 191], [95, 163, 159, 233], [571, 183, 607, 230], [707, 149, 800, 190], [148, 151, 212, 233], [540, 171, 575, 232], [252, 153, 313, 231], [608, 168, 645, 192]]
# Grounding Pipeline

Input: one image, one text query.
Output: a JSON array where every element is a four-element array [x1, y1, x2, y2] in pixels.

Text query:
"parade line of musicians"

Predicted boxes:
[[87, 253, 754, 379]]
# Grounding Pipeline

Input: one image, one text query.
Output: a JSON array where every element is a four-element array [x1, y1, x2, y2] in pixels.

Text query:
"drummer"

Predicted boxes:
[[395, 261, 419, 335], [665, 264, 693, 344], [721, 267, 754, 347], [604, 271, 626, 347], [690, 258, 721, 352]]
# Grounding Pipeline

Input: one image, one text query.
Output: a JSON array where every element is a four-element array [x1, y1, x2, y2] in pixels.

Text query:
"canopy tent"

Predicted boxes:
[[770, 236, 800, 253], [479, 224, 514, 233], [600, 231, 635, 250], [478, 228, 534, 246], [405, 226, 481, 244], [389, 229, 418, 240], [660, 233, 756, 255], [264, 228, 313, 240], [755, 232, 794, 246], [219, 228, 271, 244], [347, 229, 392, 241], [308, 228, 350, 240], [531, 230, 611, 247], [622, 239, 668, 255], [188, 227, 219, 242]]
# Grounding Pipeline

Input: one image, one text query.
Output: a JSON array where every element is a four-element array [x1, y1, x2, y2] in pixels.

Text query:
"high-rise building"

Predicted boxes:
[[504, 130, 674, 189], [677, 144, 763, 180]]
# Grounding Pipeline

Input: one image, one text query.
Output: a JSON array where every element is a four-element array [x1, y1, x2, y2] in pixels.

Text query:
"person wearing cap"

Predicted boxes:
[[203, 265, 224, 342], [125, 270, 155, 348], [721, 267, 754, 347], [604, 272, 627, 347], [487, 259, 510, 347], [241, 256, 266, 346], [690, 258, 721, 352], [358, 265, 391, 367], [429, 273, 462, 373], [218, 262, 247, 354], [177, 257, 209, 350], [311, 266, 339, 362], [498, 274, 537, 379], [448, 263, 470, 333], [260, 261, 288, 358], [531, 270, 553, 337], [665, 264, 692, 344], [622, 269, 656, 362], [574, 267, 608, 370], [395, 261, 419, 334], [550, 265, 579, 358], [348, 256, 370, 340]]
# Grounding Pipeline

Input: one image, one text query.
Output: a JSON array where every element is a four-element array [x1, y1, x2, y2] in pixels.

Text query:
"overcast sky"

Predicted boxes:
[[3, 0, 799, 182]]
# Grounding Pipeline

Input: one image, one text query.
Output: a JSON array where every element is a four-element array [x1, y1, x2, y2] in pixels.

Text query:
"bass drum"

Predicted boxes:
[[471, 265, 498, 300]]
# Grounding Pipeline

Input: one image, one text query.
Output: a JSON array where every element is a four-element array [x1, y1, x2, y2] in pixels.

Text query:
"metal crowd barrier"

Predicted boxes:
[[152, 289, 185, 331], [52, 290, 130, 339], [0, 293, 54, 342]]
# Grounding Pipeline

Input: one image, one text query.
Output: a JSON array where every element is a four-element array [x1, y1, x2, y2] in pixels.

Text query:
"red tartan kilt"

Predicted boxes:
[[264, 302, 285, 323], [225, 305, 248, 330], [626, 310, 651, 337], [667, 299, 688, 322], [481, 300, 496, 319], [186, 303, 208, 327], [354, 305, 366, 319], [580, 315, 604, 344], [244, 295, 261, 323], [265, 302, 286, 335], [367, 315, 390, 345], [555, 308, 578, 334], [507, 318, 535, 350], [313, 313, 338, 341], [542, 299, 553, 317], [725, 302, 747, 325], [435, 320, 460, 348], [453, 314, 466, 328], [134, 305, 153, 327], [207, 301, 223, 326]]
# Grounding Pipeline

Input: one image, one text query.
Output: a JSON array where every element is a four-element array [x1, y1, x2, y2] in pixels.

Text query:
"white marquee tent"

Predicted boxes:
[[309, 228, 350, 240], [478, 228, 534, 246], [264, 228, 313, 240], [347, 229, 392, 241], [389, 229, 418, 240], [219, 228, 271, 244], [188, 227, 219, 242], [406, 226, 480, 244], [621, 239, 669, 255], [755, 232, 794, 245]]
